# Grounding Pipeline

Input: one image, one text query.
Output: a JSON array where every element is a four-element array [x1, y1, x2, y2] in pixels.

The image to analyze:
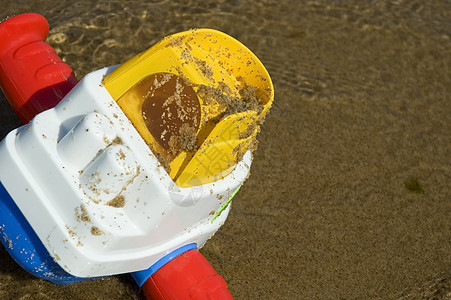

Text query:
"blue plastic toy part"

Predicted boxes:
[[131, 243, 198, 287], [0, 181, 88, 285]]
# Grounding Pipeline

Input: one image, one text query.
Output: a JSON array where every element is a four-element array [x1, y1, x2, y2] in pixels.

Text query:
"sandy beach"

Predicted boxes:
[[0, 1, 450, 299]]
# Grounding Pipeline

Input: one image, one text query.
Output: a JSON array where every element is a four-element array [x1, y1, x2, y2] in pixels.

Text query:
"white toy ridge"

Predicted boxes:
[[0, 66, 251, 278]]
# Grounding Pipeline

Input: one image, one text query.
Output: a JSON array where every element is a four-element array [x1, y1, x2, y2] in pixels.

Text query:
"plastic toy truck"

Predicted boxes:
[[0, 13, 273, 299]]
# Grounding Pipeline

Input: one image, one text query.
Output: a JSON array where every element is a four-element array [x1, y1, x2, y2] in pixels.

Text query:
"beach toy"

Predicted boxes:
[[0, 13, 274, 299]]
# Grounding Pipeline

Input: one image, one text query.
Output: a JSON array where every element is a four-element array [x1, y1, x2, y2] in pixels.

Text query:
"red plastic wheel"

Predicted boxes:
[[142, 249, 234, 300], [0, 13, 77, 123]]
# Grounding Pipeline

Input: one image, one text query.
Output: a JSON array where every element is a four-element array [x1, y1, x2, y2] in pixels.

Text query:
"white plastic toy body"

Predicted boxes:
[[0, 66, 250, 277]]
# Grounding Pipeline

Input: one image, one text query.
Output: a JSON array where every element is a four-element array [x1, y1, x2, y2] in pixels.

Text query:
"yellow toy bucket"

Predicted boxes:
[[103, 29, 274, 187]]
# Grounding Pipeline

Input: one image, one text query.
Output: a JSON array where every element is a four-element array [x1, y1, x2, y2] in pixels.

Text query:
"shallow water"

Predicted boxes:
[[1, 1, 450, 299]]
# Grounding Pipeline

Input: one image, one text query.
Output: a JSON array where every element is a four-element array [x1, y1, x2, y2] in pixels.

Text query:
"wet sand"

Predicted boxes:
[[1, 1, 450, 299]]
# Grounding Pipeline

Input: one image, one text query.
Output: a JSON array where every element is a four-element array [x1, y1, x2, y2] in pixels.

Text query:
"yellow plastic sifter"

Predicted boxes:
[[104, 29, 274, 188]]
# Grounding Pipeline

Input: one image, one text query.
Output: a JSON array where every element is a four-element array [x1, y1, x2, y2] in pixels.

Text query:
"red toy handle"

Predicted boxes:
[[142, 249, 233, 300], [0, 13, 77, 123]]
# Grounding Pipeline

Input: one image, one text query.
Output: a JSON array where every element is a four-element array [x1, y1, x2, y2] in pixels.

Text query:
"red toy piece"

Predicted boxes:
[[0, 13, 77, 123], [142, 249, 233, 300]]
